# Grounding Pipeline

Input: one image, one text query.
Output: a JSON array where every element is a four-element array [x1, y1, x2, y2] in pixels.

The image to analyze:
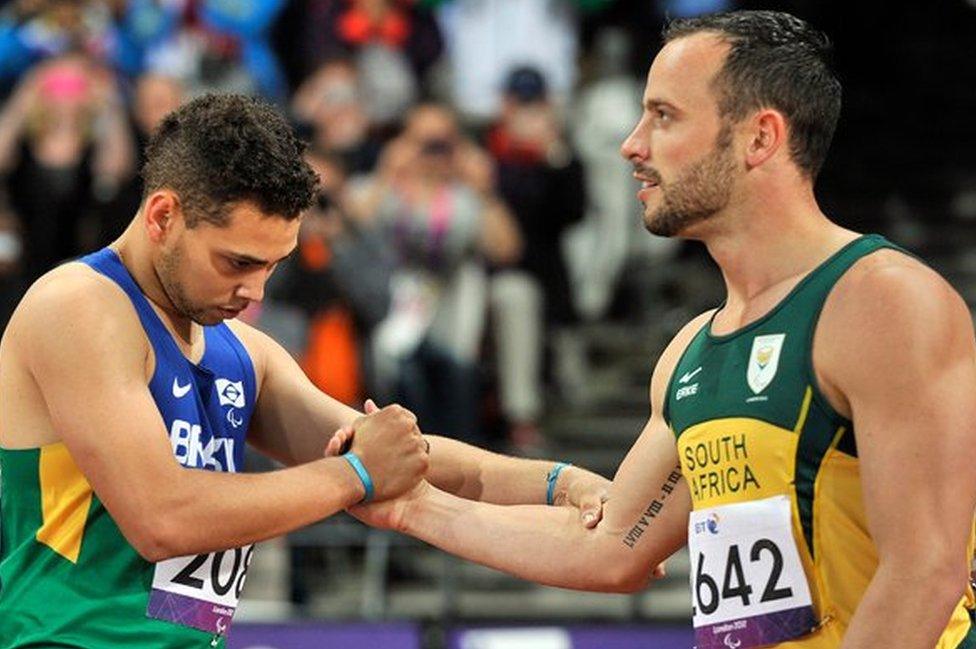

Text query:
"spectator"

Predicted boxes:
[[348, 103, 521, 444], [120, 0, 289, 101], [570, 27, 678, 320], [297, 0, 443, 126], [291, 58, 383, 175], [299, 0, 443, 78], [0, 0, 127, 84], [266, 149, 393, 406], [434, 0, 579, 123], [96, 71, 185, 246], [486, 65, 587, 428], [0, 55, 134, 280]]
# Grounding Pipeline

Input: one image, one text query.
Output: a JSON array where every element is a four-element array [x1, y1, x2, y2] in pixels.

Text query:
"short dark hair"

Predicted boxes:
[[663, 10, 842, 179], [142, 94, 318, 227]]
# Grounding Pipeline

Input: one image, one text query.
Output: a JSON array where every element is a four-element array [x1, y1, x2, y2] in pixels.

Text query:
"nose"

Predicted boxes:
[[235, 271, 267, 304], [620, 116, 650, 163]]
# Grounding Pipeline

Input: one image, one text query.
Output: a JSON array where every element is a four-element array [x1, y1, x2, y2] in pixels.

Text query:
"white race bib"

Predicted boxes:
[[688, 495, 817, 649], [146, 544, 255, 636]]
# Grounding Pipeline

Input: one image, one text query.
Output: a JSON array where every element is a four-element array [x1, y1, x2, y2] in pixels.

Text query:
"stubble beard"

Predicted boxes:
[[157, 243, 219, 326], [643, 124, 737, 238]]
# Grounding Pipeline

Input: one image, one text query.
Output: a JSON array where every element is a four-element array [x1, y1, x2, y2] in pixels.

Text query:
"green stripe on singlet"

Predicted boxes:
[[792, 387, 848, 559]]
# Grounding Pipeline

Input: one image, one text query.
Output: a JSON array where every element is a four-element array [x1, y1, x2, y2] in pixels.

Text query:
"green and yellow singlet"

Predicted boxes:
[[0, 249, 259, 648], [664, 235, 976, 649]]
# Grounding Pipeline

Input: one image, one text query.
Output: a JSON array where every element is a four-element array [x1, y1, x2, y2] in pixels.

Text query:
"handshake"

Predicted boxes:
[[322, 399, 613, 534], [325, 400, 433, 529]]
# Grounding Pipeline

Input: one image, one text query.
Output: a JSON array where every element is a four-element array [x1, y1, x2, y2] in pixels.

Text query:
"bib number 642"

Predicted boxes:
[[694, 538, 793, 615]]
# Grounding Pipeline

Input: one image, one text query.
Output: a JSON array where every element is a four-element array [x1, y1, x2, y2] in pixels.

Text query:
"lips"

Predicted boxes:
[[220, 306, 246, 318], [633, 169, 661, 202], [636, 176, 661, 202]]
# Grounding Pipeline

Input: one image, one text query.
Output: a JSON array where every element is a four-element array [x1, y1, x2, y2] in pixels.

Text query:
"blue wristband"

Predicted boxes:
[[546, 462, 572, 506], [342, 452, 374, 503]]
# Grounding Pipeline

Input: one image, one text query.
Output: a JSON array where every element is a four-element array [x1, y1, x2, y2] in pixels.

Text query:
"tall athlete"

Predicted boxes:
[[352, 11, 976, 649], [0, 94, 609, 648]]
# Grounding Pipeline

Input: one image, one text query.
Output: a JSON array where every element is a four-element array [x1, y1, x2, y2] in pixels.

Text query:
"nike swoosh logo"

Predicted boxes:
[[679, 367, 702, 384], [172, 378, 192, 398]]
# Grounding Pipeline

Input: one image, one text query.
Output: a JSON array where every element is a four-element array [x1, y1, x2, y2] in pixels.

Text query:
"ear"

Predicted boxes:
[[744, 109, 787, 170], [143, 191, 179, 243]]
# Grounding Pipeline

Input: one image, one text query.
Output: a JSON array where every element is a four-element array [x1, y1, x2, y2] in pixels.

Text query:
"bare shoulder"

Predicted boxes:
[[821, 248, 971, 346], [817, 249, 974, 404], [5, 262, 149, 370], [650, 309, 718, 408]]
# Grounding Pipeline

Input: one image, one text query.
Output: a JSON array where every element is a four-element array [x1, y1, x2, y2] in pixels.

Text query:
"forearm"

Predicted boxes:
[[0, 94, 27, 173], [150, 457, 363, 559], [427, 435, 596, 505], [92, 100, 135, 184], [401, 485, 645, 592], [841, 561, 967, 648]]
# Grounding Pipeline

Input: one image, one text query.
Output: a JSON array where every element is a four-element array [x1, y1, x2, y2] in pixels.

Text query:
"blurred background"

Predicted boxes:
[[0, 0, 973, 647]]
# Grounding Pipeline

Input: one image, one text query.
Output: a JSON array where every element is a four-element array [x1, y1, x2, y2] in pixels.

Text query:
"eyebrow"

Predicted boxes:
[[644, 98, 679, 112], [225, 247, 296, 266]]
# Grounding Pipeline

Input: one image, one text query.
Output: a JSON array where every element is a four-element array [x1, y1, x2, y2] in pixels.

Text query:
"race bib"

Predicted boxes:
[[147, 544, 255, 636], [688, 495, 817, 649]]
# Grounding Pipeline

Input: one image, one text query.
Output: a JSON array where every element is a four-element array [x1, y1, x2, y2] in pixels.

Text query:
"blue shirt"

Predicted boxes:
[[81, 248, 256, 474]]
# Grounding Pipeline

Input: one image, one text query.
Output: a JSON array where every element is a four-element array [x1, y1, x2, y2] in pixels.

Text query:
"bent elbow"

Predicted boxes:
[[929, 561, 970, 603], [612, 563, 656, 594], [880, 548, 970, 605], [585, 558, 657, 594], [123, 517, 185, 563]]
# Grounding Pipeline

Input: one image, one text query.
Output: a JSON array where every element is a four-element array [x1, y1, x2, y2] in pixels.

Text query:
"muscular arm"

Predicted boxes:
[[357, 313, 714, 591], [20, 271, 367, 561], [818, 258, 976, 648], [230, 319, 362, 466], [238, 318, 611, 507], [424, 435, 604, 507], [398, 422, 689, 592]]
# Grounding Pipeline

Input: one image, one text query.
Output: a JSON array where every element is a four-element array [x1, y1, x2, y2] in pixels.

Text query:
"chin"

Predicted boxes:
[[191, 311, 225, 326], [643, 213, 676, 238]]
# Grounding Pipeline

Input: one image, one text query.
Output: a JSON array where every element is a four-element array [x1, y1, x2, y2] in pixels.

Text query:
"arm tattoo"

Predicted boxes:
[[622, 465, 683, 549]]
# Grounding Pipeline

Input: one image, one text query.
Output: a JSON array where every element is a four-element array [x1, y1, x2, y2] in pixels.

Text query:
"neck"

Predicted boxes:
[[111, 216, 197, 344], [698, 181, 858, 307]]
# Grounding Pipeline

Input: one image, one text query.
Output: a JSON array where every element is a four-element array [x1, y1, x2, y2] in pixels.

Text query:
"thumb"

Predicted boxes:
[[364, 398, 380, 414], [324, 426, 352, 456], [579, 494, 605, 529]]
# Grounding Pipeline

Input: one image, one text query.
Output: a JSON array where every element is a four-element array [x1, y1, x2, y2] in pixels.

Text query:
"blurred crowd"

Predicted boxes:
[[0, 0, 734, 450]]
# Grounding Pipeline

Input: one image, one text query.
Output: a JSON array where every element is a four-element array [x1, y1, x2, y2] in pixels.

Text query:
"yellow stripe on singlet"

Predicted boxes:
[[793, 386, 813, 433], [35, 443, 93, 563]]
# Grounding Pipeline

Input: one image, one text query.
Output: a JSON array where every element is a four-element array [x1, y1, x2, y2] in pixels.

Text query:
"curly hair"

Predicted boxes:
[[142, 94, 318, 227], [664, 11, 842, 179]]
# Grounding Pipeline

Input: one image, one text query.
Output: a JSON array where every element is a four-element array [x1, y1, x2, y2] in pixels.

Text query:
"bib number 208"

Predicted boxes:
[[694, 538, 793, 615], [171, 545, 255, 600]]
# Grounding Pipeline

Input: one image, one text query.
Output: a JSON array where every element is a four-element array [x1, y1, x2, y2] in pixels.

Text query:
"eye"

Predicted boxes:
[[654, 108, 671, 124], [228, 257, 251, 271]]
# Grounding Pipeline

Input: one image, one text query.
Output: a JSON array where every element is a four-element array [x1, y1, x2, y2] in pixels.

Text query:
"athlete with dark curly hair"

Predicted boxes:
[[0, 94, 609, 648]]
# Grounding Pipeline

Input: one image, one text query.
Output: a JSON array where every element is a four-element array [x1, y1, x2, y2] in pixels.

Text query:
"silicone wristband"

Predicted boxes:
[[546, 462, 572, 506], [342, 452, 374, 503]]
